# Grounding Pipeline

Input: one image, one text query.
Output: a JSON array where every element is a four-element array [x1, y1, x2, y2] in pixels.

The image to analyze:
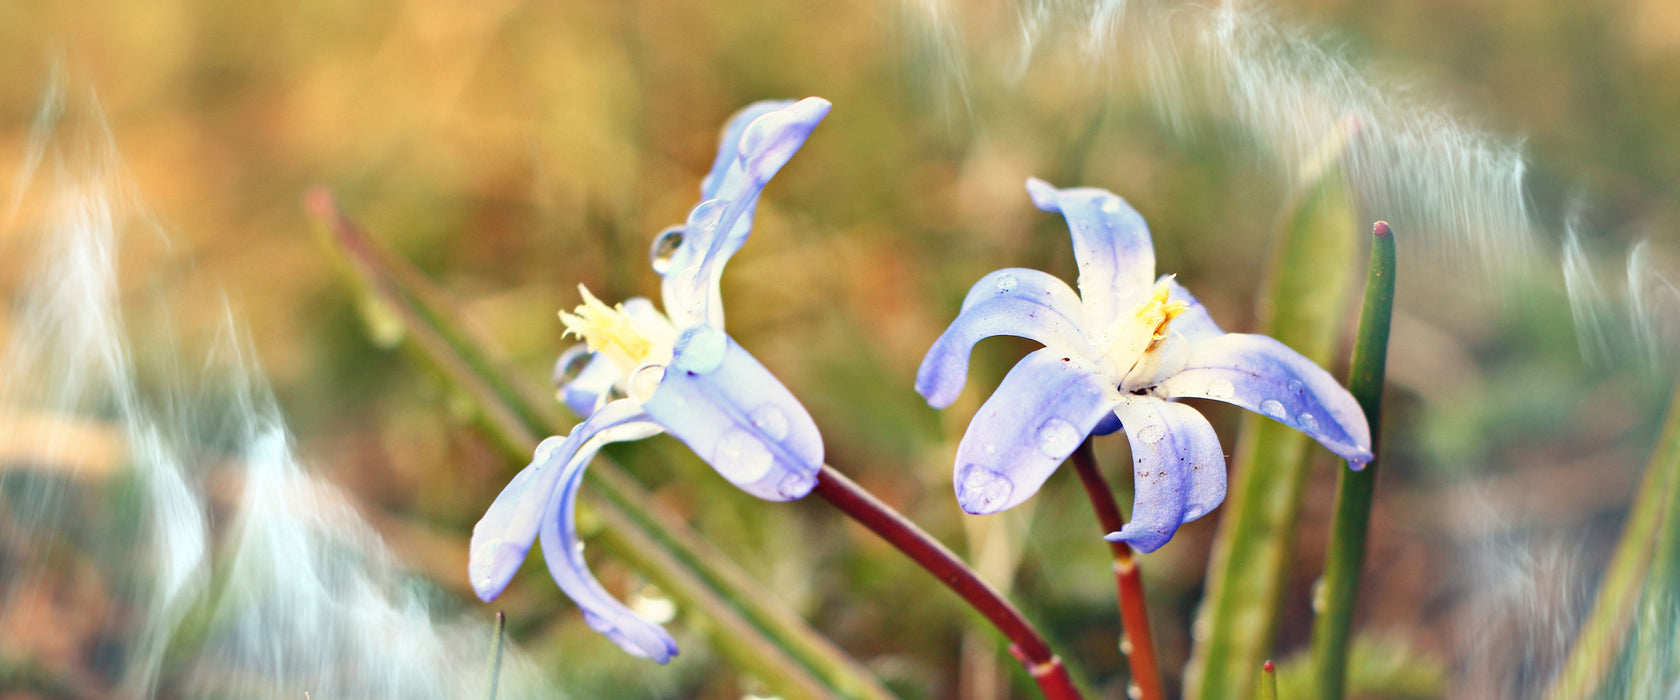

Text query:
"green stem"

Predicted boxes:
[[1188, 126, 1361, 700], [1068, 440, 1164, 700], [484, 611, 506, 700], [1258, 661, 1278, 700], [1309, 222, 1396, 700], [304, 189, 895, 700]]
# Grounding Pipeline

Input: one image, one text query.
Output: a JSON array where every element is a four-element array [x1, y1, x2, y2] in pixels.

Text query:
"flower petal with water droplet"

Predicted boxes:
[[1104, 396, 1227, 553], [951, 348, 1122, 514], [916, 268, 1093, 409], [1153, 333, 1372, 465], [1025, 178, 1157, 331], [641, 333, 822, 501], [468, 400, 655, 602]]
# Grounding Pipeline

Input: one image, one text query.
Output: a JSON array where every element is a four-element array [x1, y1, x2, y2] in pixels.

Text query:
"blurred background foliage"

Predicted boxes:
[[0, 0, 1676, 698]]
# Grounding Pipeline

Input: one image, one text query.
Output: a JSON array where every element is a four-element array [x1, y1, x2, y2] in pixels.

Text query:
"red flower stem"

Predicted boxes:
[[1069, 439, 1165, 700], [813, 465, 1083, 700]]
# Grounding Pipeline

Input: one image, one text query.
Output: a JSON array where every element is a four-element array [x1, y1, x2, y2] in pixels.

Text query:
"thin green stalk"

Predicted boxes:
[[1544, 384, 1680, 700], [304, 189, 895, 700], [1258, 661, 1279, 700], [1309, 222, 1396, 700], [1189, 125, 1361, 700], [484, 611, 506, 700]]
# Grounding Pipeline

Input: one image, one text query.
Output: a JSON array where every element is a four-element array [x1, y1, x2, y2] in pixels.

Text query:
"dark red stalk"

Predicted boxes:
[[813, 465, 1083, 700], [1069, 440, 1164, 700]]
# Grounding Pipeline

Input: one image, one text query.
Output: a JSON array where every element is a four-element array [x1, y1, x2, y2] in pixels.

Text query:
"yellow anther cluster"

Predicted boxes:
[[558, 285, 662, 375], [1135, 279, 1189, 351]]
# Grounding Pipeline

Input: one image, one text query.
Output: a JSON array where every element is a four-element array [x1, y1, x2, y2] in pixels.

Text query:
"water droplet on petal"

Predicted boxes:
[[750, 406, 790, 441], [649, 226, 685, 274], [1035, 417, 1082, 458], [1205, 378, 1236, 400], [956, 464, 1014, 513], [553, 345, 593, 389], [777, 471, 816, 499], [1133, 422, 1166, 445], [672, 325, 727, 373], [1298, 413, 1319, 433], [1288, 379, 1306, 395], [1261, 399, 1287, 420], [476, 575, 494, 591], [689, 198, 728, 233], [995, 273, 1019, 294], [1185, 506, 1203, 520], [713, 428, 774, 483], [629, 364, 666, 402], [1101, 197, 1122, 215]]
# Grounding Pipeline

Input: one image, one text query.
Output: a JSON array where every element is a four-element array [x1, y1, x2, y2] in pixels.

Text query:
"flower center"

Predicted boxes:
[[1134, 278, 1189, 352], [558, 285, 675, 378]]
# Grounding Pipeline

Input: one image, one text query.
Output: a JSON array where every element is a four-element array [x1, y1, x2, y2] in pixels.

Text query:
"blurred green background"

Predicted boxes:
[[0, 0, 1677, 698]]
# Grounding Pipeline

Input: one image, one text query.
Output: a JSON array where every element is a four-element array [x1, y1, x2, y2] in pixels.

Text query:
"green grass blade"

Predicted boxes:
[[1544, 384, 1680, 700], [1188, 127, 1361, 700], [1258, 661, 1279, 700], [484, 611, 506, 700], [1308, 222, 1395, 700], [304, 189, 897, 700], [1623, 387, 1680, 697]]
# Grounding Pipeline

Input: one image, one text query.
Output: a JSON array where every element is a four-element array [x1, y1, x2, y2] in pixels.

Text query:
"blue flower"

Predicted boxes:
[[468, 98, 832, 662], [916, 178, 1372, 553]]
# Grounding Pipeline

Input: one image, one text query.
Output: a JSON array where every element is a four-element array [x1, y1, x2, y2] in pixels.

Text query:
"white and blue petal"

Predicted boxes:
[[1153, 333, 1373, 468], [1025, 178, 1156, 332], [1103, 396, 1227, 553], [701, 100, 798, 200], [916, 268, 1093, 409], [951, 348, 1123, 515], [641, 327, 823, 501], [468, 399, 655, 602], [538, 415, 677, 663], [1162, 276, 1223, 343], [660, 98, 831, 329]]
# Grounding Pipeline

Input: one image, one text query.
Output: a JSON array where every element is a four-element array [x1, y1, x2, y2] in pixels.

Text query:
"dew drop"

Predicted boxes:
[[994, 272, 1019, 294], [1261, 399, 1287, 420], [1101, 197, 1123, 215], [956, 464, 1014, 512], [1185, 506, 1203, 520], [672, 325, 727, 373], [1119, 636, 1134, 655], [1035, 417, 1082, 457], [713, 428, 774, 483], [1205, 378, 1236, 400], [1127, 682, 1143, 700], [649, 226, 685, 274], [1299, 413, 1319, 433], [777, 471, 816, 499], [751, 406, 790, 441], [1311, 577, 1328, 613], [475, 575, 493, 592], [629, 364, 666, 402], [1133, 422, 1166, 445], [553, 345, 593, 390]]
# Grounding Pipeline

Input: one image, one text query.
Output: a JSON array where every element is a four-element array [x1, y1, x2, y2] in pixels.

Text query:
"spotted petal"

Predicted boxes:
[[539, 415, 677, 663], [1153, 333, 1372, 467], [641, 327, 823, 501], [1026, 178, 1156, 332], [661, 98, 831, 329], [916, 268, 1093, 409], [1104, 396, 1227, 553], [952, 348, 1123, 515], [468, 399, 655, 602]]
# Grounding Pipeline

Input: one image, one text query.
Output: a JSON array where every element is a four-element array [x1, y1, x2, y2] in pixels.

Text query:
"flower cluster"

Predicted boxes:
[[469, 97, 1373, 663]]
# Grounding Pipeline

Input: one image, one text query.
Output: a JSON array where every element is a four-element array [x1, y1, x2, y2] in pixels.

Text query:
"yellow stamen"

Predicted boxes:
[[1135, 278, 1190, 351], [558, 285, 664, 375]]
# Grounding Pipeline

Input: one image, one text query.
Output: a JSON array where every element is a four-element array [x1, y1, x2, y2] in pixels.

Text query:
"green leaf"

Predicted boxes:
[[305, 189, 897, 700], [1188, 125, 1362, 700]]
